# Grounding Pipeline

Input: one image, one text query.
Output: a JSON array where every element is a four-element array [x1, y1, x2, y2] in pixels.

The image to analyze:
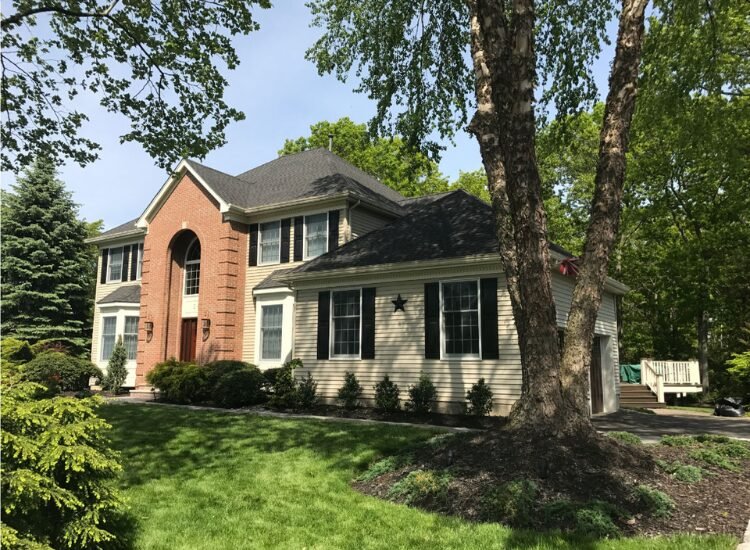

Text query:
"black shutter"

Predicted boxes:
[[328, 210, 340, 252], [480, 278, 499, 359], [317, 291, 330, 360], [293, 216, 303, 261], [100, 249, 109, 284], [130, 243, 139, 280], [424, 282, 440, 359], [121, 245, 131, 282], [248, 224, 258, 266], [280, 218, 291, 263], [361, 287, 376, 359]]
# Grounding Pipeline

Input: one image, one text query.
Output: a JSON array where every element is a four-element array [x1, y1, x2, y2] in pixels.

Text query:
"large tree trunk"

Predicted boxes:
[[697, 309, 710, 394], [560, 0, 649, 415]]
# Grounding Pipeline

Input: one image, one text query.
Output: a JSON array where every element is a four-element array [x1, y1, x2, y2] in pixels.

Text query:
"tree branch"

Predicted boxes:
[[2, 1, 120, 29]]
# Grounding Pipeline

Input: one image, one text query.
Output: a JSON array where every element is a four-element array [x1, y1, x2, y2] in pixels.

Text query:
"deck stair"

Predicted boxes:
[[619, 384, 666, 409]]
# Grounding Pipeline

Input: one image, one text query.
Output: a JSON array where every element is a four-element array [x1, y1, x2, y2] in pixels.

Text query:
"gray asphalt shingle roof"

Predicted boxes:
[[98, 218, 141, 239], [255, 268, 295, 290], [97, 285, 141, 304]]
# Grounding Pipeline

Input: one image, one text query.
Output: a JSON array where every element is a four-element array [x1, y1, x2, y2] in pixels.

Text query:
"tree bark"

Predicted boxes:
[[560, 0, 649, 415], [697, 309, 710, 394]]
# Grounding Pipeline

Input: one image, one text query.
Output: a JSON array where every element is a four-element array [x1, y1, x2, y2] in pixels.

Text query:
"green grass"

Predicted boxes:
[[101, 403, 736, 550], [667, 406, 714, 415]]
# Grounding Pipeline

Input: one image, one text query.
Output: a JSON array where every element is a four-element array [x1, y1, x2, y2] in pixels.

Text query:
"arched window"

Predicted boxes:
[[184, 238, 201, 295]]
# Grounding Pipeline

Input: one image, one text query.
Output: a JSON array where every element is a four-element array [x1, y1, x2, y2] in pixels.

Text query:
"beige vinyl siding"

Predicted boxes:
[[293, 270, 620, 415], [350, 207, 394, 239]]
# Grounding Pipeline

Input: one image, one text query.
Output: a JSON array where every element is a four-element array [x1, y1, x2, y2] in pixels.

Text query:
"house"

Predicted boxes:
[[88, 148, 627, 415]]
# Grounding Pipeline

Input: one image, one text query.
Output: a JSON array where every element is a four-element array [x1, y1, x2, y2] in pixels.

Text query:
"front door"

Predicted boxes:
[[180, 318, 198, 362], [590, 336, 604, 414]]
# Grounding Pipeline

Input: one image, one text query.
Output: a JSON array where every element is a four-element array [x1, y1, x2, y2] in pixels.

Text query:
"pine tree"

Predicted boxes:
[[1, 157, 95, 345], [103, 337, 128, 394]]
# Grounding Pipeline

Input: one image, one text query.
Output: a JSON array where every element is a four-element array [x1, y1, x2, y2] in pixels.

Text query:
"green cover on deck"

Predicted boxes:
[[620, 364, 641, 384]]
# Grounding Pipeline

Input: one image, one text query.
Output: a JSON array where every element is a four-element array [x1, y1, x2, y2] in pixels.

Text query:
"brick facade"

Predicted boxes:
[[135, 173, 247, 387]]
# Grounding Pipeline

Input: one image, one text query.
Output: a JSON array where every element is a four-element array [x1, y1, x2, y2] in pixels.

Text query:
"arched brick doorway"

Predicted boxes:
[[166, 230, 201, 363]]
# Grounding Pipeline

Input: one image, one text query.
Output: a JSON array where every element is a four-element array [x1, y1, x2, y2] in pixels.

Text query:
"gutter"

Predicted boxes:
[[85, 228, 146, 245], [237, 191, 403, 219]]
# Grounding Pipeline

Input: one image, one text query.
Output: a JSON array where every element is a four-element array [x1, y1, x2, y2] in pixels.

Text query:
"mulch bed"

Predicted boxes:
[[354, 428, 750, 539]]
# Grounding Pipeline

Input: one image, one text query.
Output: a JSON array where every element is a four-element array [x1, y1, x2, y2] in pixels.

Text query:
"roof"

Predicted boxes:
[[255, 268, 295, 291], [96, 218, 142, 239], [289, 190, 575, 275], [97, 285, 141, 304]]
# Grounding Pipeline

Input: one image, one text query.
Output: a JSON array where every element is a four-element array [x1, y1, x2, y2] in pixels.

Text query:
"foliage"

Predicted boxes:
[[30, 338, 90, 359], [211, 367, 266, 409], [607, 432, 642, 446], [145, 358, 208, 405], [358, 454, 413, 482], [296, 373, 319, 410], [726, 349, 750, 400], [465, 378, 493, 416], [481, 480, 538, 527], [656, 461, 703, 483], [102, 337, 128, 394], [1, 374, 126, 549], [1, 160, 96, 346], [451, 170, 489, 203], [337, 372, 363, 410], [388, 470, 452, 506], [373, 375, 401, 412], [1, 337, 34, 369], [688, 448, 740, 471], [634, 485, 674, 518], [22, 351, 102, 393], [574, 504, 622, 539], [405, 372, 437, 414], [280, 118, 449, 197], [1, 0, 272, 172], [204, 360, 252, 390], [268, 359, 303, 410], [660, 435, 696, 447]]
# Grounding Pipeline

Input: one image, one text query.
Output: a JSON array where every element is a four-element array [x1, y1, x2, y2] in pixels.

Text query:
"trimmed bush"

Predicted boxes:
[[337, 371, 363, 410], [358, 454, 413, 482], [204, 360, 250, 389], [30, 338, 89, 358], [102, 336, 128, 394], [481, 480, 538, 526], [146, 358, 209, 404], [297, 373, 318, 409], [388, 469, 452, 505], [607, 431, 642, 445], [635, 485, 674, 518], [374, 375, 400, 412], [268, 359, 302, 409], [465, 378, 493, 416], [262, 367, 281, 391], [657, 460, 704, 483], [1, 337, 34, 369], [22, 351, 102, 393], [405, 372, 437, 414], [575, 504, 621, 539], [211, 367, 265, 408]]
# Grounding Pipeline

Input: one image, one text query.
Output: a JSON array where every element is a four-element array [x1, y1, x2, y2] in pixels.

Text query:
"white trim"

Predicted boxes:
[[254, 293, 294, 368], [329, 287, 362, 360], [303, 212, 329, 260], [259, 303, 284, 362], [258, 220, 282, 265], [135, 243, 144, 280], [106, 246, 125, 283], [253, 286, 293, 296], [439, 279, 482, 361], [95, 304, 140, 387], [183, 237, 201, 296]]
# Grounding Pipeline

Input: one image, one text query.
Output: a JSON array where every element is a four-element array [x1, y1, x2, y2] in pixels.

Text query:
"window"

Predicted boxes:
[[260, 305, 283, 360], [136, 243, 144, 280], [304, 213, 328, 259], [259, 221, 281, 264], [441, 281, 480, 357], [331, 289, 361, 357], [184, 239, 200, 295], [107, 247, 123, 282], [124, 316, 139, 360], [100, 316, 117, 360]]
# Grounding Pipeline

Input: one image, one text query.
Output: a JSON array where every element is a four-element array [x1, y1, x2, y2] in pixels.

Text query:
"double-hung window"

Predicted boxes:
[[259, 221, 281, 264], [136, 243, 144, 280], [304, 213, 328, 259], [331, 289, 361, 357], [184, 239, 201, 295], [123, 316, 139, 360], [107, 247, 123, 282], [260, 305, 283, 360], [441, 281, 480, 357], [100, 316, 117, 360]]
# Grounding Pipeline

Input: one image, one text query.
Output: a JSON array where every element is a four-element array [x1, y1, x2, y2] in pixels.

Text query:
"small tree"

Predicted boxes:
[[103, 336, 128, 394], [337, 372, 363, 410], [405, 372, 437, 414], [374, 375, 401, 412], [466, 378, 494, 417]]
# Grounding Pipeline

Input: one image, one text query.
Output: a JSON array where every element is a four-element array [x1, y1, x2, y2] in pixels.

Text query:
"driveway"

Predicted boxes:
[[593, 409, 750, 443]]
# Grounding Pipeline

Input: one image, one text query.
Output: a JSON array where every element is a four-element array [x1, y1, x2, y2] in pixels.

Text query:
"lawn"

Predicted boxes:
[[101, 403, 736, 550], [667, 405, 714, 415]]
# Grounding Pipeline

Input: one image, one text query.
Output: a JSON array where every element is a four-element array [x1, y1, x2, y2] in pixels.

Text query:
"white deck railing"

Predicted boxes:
[[641, 360, 665, 402], [641, 359, 701, 388]]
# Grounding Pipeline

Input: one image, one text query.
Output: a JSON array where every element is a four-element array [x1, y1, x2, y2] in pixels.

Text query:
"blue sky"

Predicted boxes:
[[3, 4, 616, 230]]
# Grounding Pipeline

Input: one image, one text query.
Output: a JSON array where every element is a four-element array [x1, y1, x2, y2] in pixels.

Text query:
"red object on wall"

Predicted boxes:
[[559, 257, 580, 277]]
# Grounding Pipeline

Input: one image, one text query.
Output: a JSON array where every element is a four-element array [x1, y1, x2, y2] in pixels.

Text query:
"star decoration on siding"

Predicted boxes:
[[392, 294, 408, 312]]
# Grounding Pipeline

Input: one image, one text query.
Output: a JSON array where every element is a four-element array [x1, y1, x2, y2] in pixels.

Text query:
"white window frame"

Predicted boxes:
[[303, 212, 329, 260], [439, 279, 482, 360], [258, 220, 282, 265], [183, 237, 200, 296], [106, 247, 124, 283], [123, 315, 139, 361], [259, 304, 284, 360], [135, 243, 144, 280], [100, 315, 118, 361], [329, 287, 362, 360]]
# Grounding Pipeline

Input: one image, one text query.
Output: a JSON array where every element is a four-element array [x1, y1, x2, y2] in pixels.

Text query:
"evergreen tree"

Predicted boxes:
[[103, 337, 128, 394], [1, 158, 95, 345]]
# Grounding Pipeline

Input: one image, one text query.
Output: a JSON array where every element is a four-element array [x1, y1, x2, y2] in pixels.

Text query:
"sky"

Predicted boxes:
[[2, 4, 617, 231]]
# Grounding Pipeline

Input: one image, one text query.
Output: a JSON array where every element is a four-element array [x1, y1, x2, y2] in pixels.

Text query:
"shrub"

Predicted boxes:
[[262, 367, 281, 390], [657, 460, 704, 483], [102, 336, 128, 394], [1, 373, 127, 549], [358, 454, 413, 482], [146, 358, 208, 404], [22, 351, 102, 393], [405, 372, 437, 414], [30, 337, 89, 358], [635, 485, 674, 518], [1, 337, 34, 369], [481, 480, 538, 527], [688, 447, 739, 471], [660, 435, 696, 447], [297, 372, 318, 409], [204, 360, 250, 389], [465, 378, 493, 416], [338, 371, 363, 410], [374, 375, 400, 412], [607, 431, 642, 445], [268, 359, 302, 409], [388, 469, 452, 505], [575, 504, 621, 539], [211, 367, 265, 408]]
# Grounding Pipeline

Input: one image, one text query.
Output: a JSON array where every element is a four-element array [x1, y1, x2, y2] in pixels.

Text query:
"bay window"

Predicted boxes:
[[260, 305, 283, 360]]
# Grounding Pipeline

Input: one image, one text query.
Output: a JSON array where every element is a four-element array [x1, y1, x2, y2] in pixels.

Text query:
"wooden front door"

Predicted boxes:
[[180, 318, 198, 362], [590, 337, 604, 414]]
